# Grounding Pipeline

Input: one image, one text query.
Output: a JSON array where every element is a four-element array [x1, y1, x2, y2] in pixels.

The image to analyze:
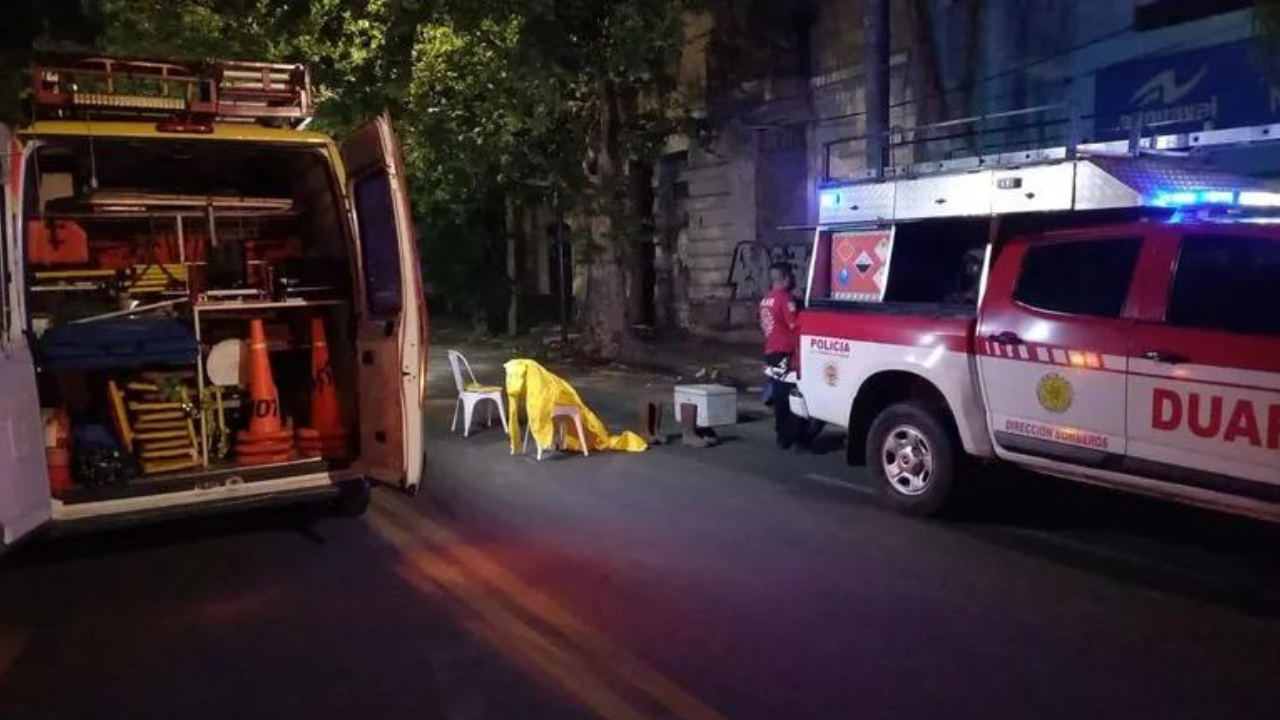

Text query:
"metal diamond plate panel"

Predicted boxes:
[[895, 171, 993, 220], [813, 154, 1271, 226], [991, 164, 1074, 214], [1073, 161, 1142, 210], [820, 182, 895, 225], [1086, 156, 1268, 200]]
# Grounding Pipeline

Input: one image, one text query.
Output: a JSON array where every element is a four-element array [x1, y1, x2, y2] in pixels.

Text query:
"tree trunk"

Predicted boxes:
[[625, 156, 654, 330], [504, 192, 520, 337], [581, 77, 634, 360], [583, 215, 631, 359]]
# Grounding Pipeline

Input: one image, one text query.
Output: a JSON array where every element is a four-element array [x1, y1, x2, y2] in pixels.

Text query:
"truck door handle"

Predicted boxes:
[[986, 331, 1024, 345], [1142, 349, 1188, 365]]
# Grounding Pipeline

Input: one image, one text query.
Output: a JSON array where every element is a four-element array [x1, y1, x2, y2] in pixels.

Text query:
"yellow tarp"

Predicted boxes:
[[504, 359, 648, 455]]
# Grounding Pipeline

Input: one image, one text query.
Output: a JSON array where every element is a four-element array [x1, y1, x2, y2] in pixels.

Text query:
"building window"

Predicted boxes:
[[1134, 0, 1251, 30]]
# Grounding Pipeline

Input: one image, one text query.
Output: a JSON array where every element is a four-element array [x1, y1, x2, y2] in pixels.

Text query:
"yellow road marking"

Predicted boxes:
[[368, 508, 653, 720], [371, 493, 729, 720]]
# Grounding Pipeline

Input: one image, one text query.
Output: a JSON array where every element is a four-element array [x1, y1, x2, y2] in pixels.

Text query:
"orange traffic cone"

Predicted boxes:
[[236, 319, 295, 466], [296, 317, 349, 459]]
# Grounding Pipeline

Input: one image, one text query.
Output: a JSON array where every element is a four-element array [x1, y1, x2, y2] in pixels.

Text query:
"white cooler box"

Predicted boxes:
[[673, 384, 738, 428]]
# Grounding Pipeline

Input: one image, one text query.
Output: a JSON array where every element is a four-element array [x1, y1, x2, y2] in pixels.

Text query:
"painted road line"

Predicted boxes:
[[803, 472, 877, 496], [371, 493, 730, 720], [368, 507, 653, 720]]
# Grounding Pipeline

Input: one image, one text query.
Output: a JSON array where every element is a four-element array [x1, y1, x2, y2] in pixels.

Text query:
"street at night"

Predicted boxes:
[[3, 346, 1279, 720], [5, 1, 1280, 718]]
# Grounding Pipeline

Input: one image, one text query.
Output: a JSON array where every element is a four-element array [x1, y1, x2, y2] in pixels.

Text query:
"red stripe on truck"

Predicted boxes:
[[800, 309, 974, 354]]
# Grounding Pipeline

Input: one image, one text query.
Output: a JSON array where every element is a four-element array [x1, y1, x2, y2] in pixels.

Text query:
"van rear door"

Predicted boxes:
[[0, 126, 51, 545], [342, 114, 426, 492]]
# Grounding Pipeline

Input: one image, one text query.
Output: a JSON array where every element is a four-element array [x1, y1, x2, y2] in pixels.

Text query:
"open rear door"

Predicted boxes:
[[0, 125, 51, 544], [342, 114, 427, 491]]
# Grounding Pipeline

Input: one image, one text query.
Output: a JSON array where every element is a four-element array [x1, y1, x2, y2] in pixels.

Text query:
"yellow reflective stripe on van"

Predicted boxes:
[[18, 120, 335, 145]]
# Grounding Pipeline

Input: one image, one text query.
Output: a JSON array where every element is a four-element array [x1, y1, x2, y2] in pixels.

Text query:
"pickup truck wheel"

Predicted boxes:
[[867, 401, 958, 516]]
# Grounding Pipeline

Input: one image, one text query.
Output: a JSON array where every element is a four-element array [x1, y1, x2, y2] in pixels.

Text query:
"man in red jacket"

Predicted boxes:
[[760, 262, 801, 448]]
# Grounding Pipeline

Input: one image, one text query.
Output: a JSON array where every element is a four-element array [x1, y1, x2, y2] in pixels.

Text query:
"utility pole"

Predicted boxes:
[[863, 0, 890, 179]]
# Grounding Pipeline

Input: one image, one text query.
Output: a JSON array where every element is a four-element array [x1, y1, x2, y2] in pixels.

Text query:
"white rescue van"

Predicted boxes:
[[0, 57, 427, 548]]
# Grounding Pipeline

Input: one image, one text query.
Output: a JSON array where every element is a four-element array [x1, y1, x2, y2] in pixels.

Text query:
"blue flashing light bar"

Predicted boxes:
[[1201, 190, 1236, 204], [819, 188, 843, 209], [1240, 190, 1280, 208], [1153, 190, 1203, 207], [1151, 188, 1280, 208]]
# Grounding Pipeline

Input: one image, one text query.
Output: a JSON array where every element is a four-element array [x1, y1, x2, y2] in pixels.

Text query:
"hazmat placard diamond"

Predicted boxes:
[[830, 230, 894, 302]]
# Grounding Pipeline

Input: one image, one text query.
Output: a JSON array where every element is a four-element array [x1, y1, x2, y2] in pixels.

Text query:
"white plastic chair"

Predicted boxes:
[[521, 405, 589, 460], [448, 350, 509, 437]]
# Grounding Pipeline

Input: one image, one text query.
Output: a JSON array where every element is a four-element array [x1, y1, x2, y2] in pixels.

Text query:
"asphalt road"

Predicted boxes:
[[2, 346, 1279, 720]]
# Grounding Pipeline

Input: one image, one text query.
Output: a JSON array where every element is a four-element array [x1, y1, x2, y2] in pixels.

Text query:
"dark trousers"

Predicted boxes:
[[765, 352, 798, 447]]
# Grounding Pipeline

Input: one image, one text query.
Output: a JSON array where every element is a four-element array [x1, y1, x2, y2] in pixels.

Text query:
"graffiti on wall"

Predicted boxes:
[[727, 241, 813, 300]]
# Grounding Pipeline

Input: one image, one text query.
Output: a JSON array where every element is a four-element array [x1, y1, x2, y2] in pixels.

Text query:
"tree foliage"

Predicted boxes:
[[8, 0, 693, 344], [0, 0, 100, 123], [445, 0, 690, 355], [92, 0, 416, 130]]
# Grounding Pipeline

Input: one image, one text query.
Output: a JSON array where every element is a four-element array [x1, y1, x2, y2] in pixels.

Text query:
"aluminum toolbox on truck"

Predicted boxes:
[[816, 153, 1278, 227]]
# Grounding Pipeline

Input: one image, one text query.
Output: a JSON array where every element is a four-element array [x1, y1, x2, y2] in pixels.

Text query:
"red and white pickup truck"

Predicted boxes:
[[792, 153, 1280, 521]]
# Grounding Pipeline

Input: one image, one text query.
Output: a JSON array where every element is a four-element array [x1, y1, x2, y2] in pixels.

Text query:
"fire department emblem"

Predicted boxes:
[[822, 361, 839, 387], [1037, 373, 1073, 414]]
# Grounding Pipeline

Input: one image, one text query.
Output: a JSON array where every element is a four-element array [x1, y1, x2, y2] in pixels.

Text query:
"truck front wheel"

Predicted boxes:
[[866, 401, 960, 516]]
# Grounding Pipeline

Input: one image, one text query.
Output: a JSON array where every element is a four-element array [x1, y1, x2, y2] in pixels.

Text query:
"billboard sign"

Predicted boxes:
[[1095, 40, 1279, 138]]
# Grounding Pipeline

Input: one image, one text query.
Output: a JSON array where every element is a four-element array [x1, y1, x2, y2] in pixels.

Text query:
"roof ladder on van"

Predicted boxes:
[[29, 55, 314, 128]]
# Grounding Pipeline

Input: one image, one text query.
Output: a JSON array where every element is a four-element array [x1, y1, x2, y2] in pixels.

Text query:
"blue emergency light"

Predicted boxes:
[[1150, 188, 1280, 208]]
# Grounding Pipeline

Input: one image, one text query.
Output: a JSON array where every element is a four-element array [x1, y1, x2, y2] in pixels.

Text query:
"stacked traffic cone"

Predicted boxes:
[[235, 319, 296, 466], [296, 317, 349, 459]]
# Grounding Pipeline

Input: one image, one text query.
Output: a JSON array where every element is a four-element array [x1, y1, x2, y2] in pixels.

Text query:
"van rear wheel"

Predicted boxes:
[[332, 480, 371, 518], [867, 401, 959, 516]]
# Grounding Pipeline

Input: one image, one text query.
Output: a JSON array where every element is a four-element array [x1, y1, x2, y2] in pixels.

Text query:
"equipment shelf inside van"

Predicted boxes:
[[25, 136, 361, 503]]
